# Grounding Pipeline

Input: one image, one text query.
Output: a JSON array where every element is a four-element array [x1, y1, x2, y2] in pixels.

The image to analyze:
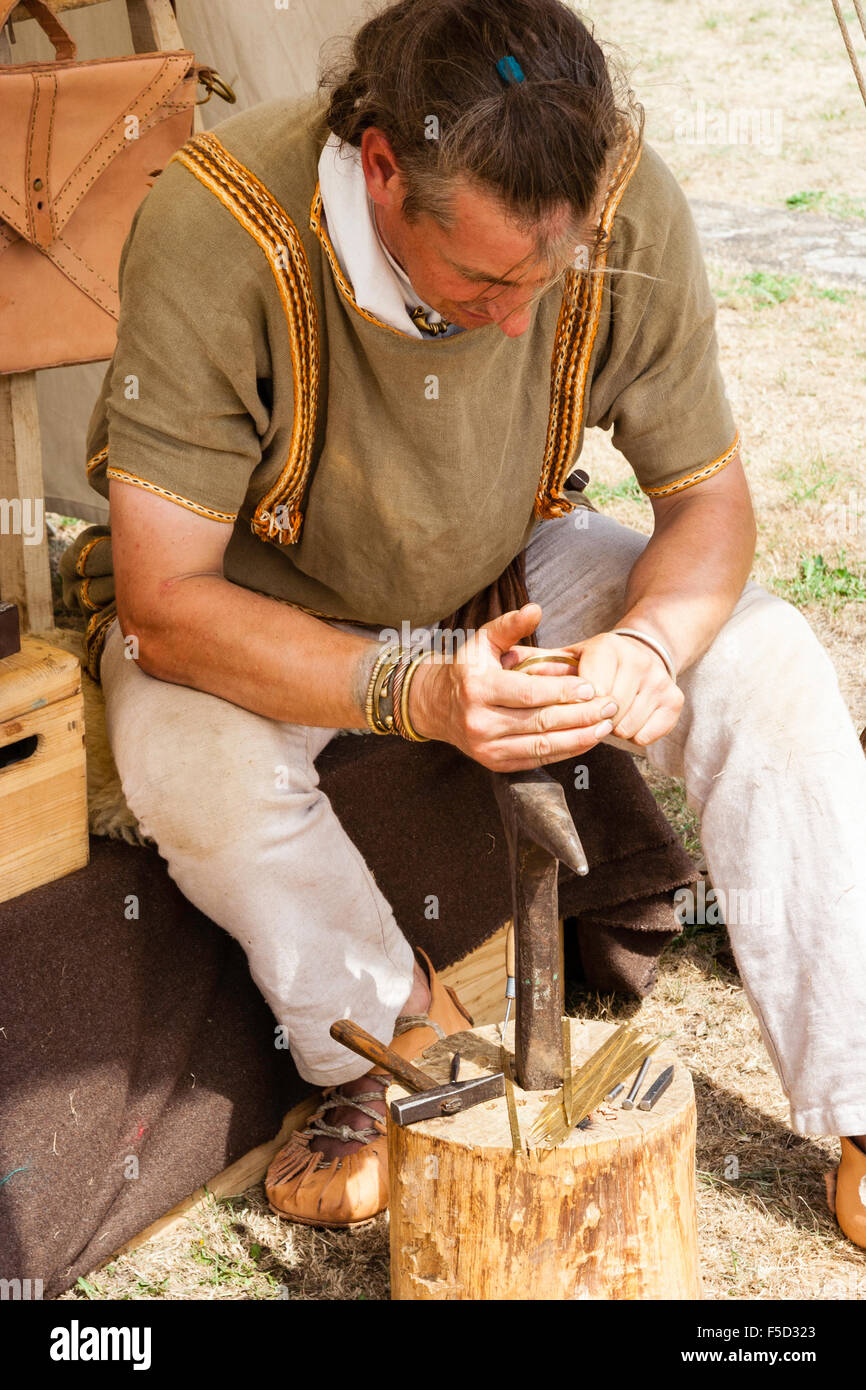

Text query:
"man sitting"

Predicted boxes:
[[67, 0, 866, 1242]]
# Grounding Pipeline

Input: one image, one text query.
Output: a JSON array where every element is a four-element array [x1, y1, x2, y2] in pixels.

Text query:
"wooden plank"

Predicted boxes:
[[126, 0, 183, 54], [0, 374, 53, 633], [0, 633, 81, 721], [10, 1, 111, 14], [439, 924, 507, 1027]]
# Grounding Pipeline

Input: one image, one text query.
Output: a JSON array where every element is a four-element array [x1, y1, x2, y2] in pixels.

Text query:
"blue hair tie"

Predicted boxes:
[[496, 55, 525, 84]]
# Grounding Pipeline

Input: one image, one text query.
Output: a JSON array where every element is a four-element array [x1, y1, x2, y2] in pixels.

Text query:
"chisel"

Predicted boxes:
[[638, 1064, 675, 1111]]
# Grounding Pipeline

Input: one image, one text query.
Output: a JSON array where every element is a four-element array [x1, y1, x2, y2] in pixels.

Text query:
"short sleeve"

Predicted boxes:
[[586, 144, 739, 498], [101, 159, 271, 525]]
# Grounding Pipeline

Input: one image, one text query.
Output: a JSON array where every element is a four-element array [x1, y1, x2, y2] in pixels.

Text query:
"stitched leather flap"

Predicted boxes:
[[0, 51, 196, 250]]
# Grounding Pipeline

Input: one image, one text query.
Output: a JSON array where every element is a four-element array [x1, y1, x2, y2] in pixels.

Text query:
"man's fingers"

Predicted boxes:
[[629, 699, 683, 748], [483, 720, 615, 770], [479, 604, 543, 659], [612, 686, 664, 742], [472, 666, 595, 709], [484, 695, 619, 739]]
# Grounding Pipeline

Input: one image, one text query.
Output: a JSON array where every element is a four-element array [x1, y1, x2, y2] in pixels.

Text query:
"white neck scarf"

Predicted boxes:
[[317, 134, 463, 339]]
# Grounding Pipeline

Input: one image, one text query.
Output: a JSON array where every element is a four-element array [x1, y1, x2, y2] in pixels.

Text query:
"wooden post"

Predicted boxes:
[[388, 1019, 701, 1300], [126, 0, 184, 54], [0, 372, 53, 633]]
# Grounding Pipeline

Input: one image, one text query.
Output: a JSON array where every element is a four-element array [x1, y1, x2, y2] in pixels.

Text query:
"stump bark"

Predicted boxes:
[[388, 1019, 700, 1300]]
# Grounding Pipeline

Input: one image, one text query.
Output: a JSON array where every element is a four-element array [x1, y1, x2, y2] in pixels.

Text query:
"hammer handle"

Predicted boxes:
[[330, 1019, 436, 1093]]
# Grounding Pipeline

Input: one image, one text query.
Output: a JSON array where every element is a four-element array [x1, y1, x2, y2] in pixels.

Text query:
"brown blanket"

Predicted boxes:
[[0, 730, 694, 1297]]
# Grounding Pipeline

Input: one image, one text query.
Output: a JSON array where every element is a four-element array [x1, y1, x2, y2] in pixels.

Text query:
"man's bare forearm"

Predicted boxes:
[[615, 459, 757, 676], [125, 573, 379, 728]]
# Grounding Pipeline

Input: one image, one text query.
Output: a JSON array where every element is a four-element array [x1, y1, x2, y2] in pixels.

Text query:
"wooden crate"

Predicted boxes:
[[0, 635, 89, 904]]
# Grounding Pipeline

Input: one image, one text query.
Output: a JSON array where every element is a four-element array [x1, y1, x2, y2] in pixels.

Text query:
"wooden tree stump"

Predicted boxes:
[[388, 1019, 700, 1300]]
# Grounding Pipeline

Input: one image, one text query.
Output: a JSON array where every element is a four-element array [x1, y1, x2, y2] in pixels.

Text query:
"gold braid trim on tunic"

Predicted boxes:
[[535, 128, 644, 520], [642, 431, 741, 496], [169, 132, 320, 548]]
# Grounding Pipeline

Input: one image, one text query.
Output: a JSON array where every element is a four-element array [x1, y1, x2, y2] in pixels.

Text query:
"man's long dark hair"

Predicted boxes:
[[321, 0, 643, 247]]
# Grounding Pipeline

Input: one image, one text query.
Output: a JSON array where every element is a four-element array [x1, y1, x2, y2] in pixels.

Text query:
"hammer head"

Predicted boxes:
[[499, 770, 589, 877], [389, 1073, 505, 1126]]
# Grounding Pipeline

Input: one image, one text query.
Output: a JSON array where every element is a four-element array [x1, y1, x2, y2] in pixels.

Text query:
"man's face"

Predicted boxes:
[[361, 128, 587, 338]]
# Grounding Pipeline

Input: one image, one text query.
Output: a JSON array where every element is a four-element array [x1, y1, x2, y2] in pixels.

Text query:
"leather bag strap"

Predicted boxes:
[[0, 0, 78, 63]]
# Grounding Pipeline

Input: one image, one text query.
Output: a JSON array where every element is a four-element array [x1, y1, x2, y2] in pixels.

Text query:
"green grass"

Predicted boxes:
[[777, 456, 842, 503], [711, 268, 802, 308], [814, 285, 854, 303], [739, 271, 801, 305], [586, 475, 644, 504], [776, 552, 866, 607], [786, 189, 866, 219], [74, 1276, 105, 1299]]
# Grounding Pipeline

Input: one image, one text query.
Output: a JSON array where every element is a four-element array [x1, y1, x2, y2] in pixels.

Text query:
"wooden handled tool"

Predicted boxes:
[[329, 1019, 504, 1126], [329, 1019, 438, 1093]]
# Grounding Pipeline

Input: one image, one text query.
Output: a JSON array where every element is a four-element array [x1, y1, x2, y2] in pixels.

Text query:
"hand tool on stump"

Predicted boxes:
[[492, 769, 589, 1091], [639, 1064, 675, 1111], [329, 1019, 504, 1125], [621, 1054, 652, 1110]]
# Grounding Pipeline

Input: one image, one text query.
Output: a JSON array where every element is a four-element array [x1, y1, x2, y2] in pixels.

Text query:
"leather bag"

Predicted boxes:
[[0, 0, 219, 374]]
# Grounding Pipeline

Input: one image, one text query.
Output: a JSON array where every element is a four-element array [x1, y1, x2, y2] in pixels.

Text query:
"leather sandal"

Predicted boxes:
[[265, 948, 473, 1227], [829, 1136, 866, 1249]]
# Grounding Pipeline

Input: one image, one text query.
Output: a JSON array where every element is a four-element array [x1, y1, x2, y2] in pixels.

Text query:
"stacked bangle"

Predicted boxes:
[[364, 643, 399, 735], [363, 643, 432, 741], [393, 650, 432, 743]]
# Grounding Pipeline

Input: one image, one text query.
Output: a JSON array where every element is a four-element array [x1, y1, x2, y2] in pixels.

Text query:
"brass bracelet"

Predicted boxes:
[[364, 643, 399, 734], [371, 650, 399, 733], [513, 651, 582, 673], [399, 651, 433, 743], [389, 649, 415, 741]]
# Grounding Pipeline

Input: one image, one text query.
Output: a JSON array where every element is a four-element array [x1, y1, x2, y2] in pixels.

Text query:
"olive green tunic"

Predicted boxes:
[[63, 96, 738, 677]]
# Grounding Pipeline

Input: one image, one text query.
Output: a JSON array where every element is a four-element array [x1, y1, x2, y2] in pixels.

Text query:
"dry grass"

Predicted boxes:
[[57, 0, 866, 1299], [589, 0, 866, 213], [59, 1194, 389, 1302]]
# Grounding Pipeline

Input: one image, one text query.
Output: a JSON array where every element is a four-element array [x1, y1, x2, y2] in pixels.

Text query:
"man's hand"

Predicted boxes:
[[504, 631, 684, 747], [409, 603, 620, 771]]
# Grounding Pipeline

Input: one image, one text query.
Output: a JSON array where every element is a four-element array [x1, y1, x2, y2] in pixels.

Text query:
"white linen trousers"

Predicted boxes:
[[100, 509, 866, 1136]]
